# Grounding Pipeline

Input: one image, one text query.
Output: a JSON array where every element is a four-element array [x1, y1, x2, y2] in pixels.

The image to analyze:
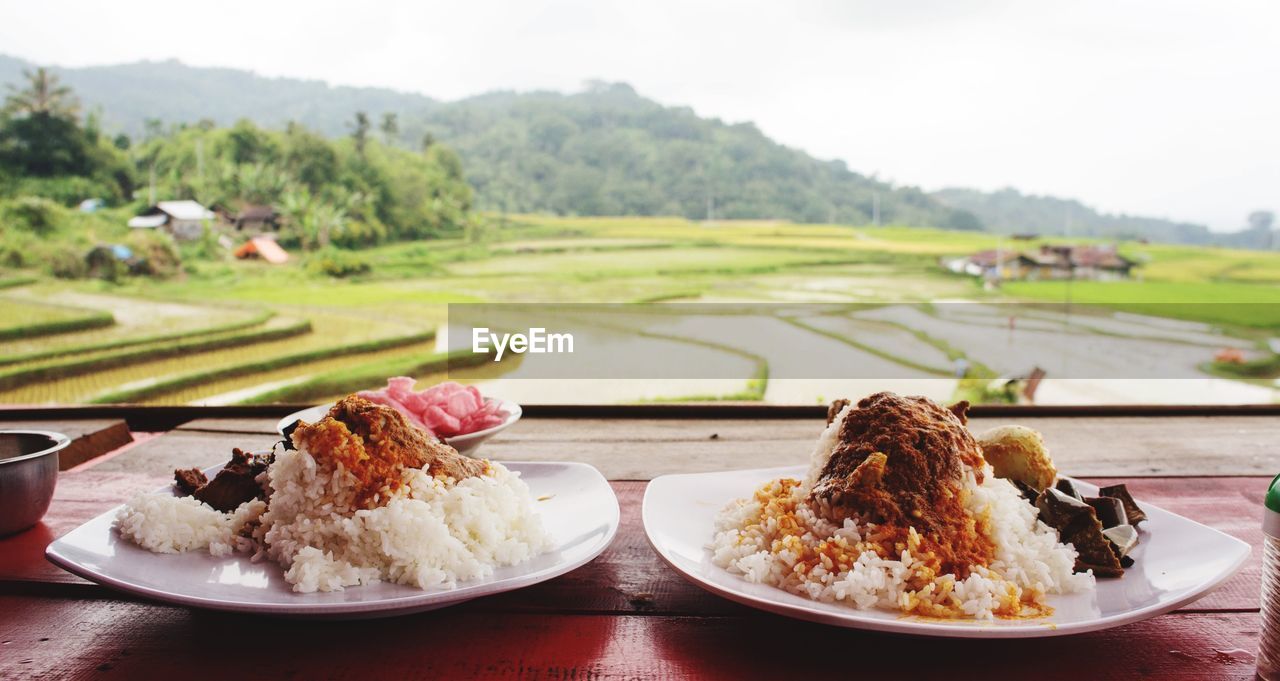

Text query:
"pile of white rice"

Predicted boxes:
[[116, 447, 550, 593], [710, 405, 1091, 620], [115, 494, 266, 556]]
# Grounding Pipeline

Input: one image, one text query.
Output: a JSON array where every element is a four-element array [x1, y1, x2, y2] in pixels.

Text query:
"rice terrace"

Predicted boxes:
[[3, 214, 1278, 407]]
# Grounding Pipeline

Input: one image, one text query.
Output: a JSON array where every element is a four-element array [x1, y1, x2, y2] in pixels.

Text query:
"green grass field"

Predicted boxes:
[[446, 245, 854, 278], [0, 296, 114, 341], [1003, 280, 1280, 329], [1123, 243, 1280, 285]]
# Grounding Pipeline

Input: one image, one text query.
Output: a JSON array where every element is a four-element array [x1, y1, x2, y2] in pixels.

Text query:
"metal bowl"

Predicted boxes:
[[0, 430, 71, 536]]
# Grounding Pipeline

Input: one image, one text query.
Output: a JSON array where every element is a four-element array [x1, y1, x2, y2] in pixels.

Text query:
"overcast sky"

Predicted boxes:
[[1, 0, 1276, 231]]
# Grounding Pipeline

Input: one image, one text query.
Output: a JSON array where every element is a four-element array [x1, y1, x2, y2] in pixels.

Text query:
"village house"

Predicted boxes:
[[950, 243, 1138, 281], [127, 200, 215, 241], [955, 249, 1037, 280], [215, 203, 281, 235], [1063, 244, 1138, 280], [1029, 244, 1137, 280]]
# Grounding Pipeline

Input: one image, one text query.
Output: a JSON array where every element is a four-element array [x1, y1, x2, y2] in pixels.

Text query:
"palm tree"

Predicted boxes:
[[3, 68, 80, 119], [379, 112, 398, 145], [279, 185, 314, 246], [279, 186, 348, 250], [310, 202, 347, 250], [237, 163, 291, 205], [330, 187, 368, 220], [349, 112, 370, 156]]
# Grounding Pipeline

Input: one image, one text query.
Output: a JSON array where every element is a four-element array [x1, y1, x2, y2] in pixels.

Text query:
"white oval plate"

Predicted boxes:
[[643, 465, 1249, 638], [277, 400, 522, 457], [47, 461, 617, 618]]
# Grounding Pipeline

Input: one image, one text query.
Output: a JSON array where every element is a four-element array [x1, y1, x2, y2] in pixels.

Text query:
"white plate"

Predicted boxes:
[[277, 400, 522, 457], [643, 465, 1249, 638], [47, 461, 618, 618]]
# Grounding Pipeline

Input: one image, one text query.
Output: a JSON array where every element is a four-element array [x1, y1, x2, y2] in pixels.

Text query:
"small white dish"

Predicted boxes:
[[47, 461, 617, 618], [277, 399, 522, 457], [643, 465, 1249, 638]]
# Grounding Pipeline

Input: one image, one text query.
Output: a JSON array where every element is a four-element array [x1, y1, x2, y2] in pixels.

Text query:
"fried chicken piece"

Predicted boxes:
[[808, 392, 994, 576], [291, 395, 487, 506], [977, 425, 1057, 492]]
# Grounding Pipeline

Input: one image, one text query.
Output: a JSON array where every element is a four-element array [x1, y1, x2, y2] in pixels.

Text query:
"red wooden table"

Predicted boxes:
[[0, 406, 1273, 680]]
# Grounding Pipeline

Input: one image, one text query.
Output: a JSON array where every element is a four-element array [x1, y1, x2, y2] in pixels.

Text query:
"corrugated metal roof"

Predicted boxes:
[[156, 200, 215, 221], [127, 214, 167, 229], [968, 249, 1030, 268]]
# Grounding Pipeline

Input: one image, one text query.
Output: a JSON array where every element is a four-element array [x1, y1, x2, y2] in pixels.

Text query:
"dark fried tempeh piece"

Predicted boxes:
[[1098, 484, 1148, 525], [192, 448, 269, 512], [174, 467, 207, 496]]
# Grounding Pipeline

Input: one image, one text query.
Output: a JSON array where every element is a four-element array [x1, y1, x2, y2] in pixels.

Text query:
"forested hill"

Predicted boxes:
[[0, 54, 1234, 243], [932, 188, 1216, 244], [0, 55, 434, 140], [0, 56, 961, 226], [401, 83, 969, 225]]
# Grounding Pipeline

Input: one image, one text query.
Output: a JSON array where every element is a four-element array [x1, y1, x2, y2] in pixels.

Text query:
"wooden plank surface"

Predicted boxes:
[[0, 418, 132, 470], [87, 430, 253, 475], [2, 414, 1270, 680], [176, 414, 1280, 477], [0, 470, 168, 588], [177, 417, 282, 434], [0, 596, 1261, 680], [2, 472, 1265, 615]]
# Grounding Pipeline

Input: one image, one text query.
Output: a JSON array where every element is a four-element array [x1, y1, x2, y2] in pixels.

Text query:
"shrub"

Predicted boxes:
[[1209, 354, 1280, 379], [89, 253, 128, 283], [1, 196, 66, 234], [179, 227, 228, 264], [125, 231, 183, 278], [330, 218, 389, 249], [5, 176, 124, 206], [305, 248, 372, 278], [0, 230, 34, 267], [46, 249, 88, 279], [464, 213, 494, 244]]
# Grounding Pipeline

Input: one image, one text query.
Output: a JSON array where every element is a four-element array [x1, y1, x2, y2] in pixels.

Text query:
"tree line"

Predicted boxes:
[[0, 68, 476, 255]]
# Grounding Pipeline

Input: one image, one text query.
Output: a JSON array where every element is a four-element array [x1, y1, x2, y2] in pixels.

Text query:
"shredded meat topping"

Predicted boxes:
[[807, 392, 994, 576], [291, 395, 487, 507], [826, 398, 851, 425]]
